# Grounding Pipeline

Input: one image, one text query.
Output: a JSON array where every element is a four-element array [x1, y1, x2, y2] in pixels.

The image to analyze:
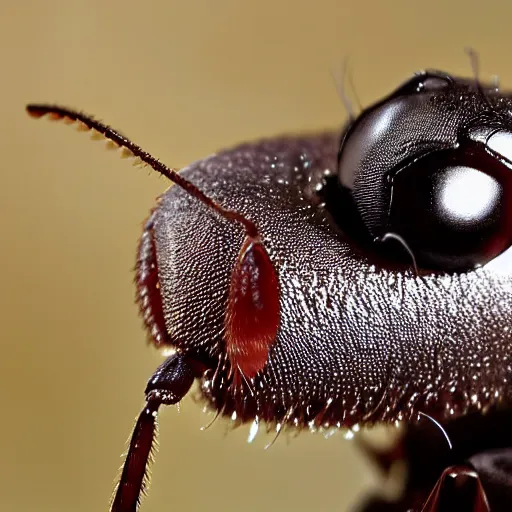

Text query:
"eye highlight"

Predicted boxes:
[[486, 130, 512, 164], [386, 146, 512, 270], [436, 166, 499, 224]]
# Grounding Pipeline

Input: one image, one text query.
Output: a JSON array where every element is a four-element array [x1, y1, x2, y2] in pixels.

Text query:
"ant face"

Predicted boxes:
[[27, 69, 512, 511]]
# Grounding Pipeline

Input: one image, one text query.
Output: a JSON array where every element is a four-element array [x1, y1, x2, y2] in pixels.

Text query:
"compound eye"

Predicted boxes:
[[385, 145, 512, 270]]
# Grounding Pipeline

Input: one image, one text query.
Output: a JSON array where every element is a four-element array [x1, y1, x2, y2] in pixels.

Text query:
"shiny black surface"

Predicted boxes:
[[155, 129, 512, 427], [336, 72, 512, 271]]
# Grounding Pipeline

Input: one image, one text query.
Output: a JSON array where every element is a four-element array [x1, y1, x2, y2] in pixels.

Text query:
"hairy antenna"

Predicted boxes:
[[26, 104, 259, 238], [26, 103, 281, 392]]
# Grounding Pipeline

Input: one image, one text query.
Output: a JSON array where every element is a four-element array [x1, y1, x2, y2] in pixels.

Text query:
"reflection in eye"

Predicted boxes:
[[437, 166, 500, 225], [339, 101, 405, 190], [487, 131, 512, 163]]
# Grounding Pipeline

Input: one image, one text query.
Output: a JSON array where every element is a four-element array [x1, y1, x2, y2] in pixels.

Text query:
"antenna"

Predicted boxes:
[[26, 104, 259, 238], [26, 104, 281, 386]]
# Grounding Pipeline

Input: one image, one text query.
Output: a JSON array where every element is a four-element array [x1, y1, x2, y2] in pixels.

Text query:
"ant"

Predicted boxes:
[[27, 66, 512, 511]]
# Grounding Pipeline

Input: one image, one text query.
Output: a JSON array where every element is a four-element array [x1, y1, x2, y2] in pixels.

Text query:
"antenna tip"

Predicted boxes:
[[26, 104, 45, 118]]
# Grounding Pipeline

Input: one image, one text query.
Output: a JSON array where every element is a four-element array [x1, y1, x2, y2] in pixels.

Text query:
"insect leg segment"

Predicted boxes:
[[110, 353, 195, 512]]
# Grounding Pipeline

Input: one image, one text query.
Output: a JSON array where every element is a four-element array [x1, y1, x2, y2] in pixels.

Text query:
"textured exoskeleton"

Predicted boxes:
[[27, 69, 512, 511]]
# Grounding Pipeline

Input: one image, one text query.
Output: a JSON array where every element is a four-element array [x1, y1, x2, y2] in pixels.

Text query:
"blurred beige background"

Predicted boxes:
[[1, 1, 511, 511]]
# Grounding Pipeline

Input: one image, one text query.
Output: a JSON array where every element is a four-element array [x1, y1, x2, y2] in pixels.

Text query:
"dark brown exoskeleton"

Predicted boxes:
[[27, 69, 512, 511]]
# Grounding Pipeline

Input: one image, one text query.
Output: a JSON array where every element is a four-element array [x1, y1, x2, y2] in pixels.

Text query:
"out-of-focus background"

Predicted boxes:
[[1, 1, 510, 511]]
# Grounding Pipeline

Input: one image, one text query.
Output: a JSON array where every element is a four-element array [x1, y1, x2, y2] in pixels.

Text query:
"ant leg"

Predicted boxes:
[[110, 352, 195, 512], [421, 464, 490, 512]]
